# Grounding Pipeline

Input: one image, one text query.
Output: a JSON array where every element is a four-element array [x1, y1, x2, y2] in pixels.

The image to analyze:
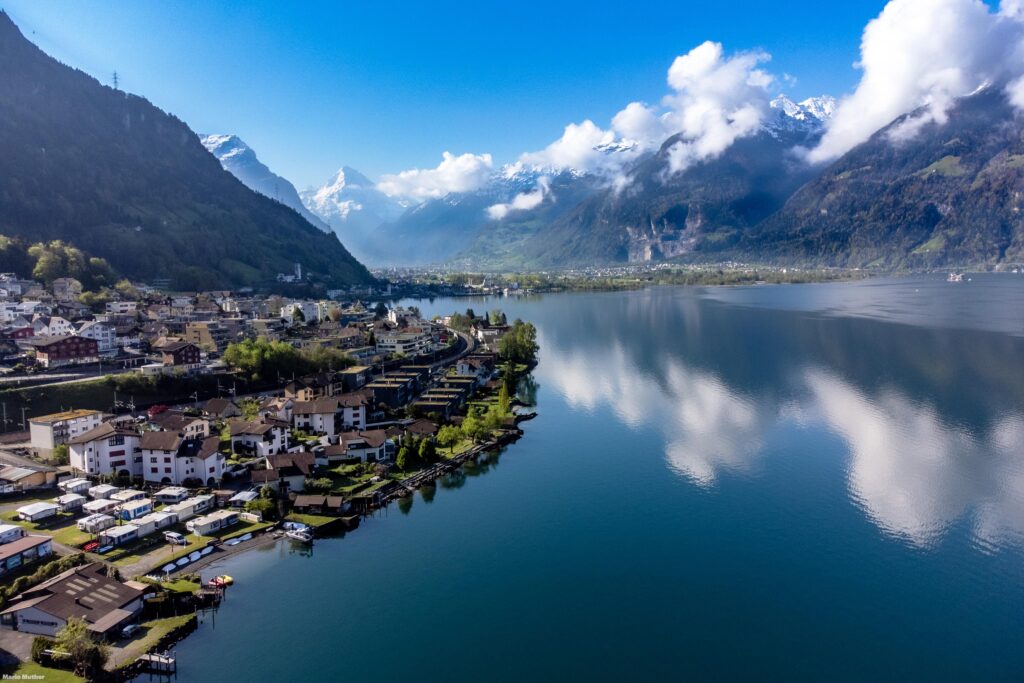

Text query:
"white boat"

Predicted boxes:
[[200, 546, 214, 556], [238, 533, 252, 542], [188, 551, 201, 562], [161, 564, 176, 574], [286, 528, 314, 544], [176, 557, 190, 566], [947, 272, 964, 282]]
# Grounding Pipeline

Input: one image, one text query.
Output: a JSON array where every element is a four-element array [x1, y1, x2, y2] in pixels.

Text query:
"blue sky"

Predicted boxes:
[[3, 0, 889, 187]]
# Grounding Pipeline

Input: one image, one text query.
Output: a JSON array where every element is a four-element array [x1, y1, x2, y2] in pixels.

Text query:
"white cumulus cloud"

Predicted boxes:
[[808, 0, 1024, 163], [487, 176, 551, 220], [377, 151, 493, 200], [518, 41, 776, 180]]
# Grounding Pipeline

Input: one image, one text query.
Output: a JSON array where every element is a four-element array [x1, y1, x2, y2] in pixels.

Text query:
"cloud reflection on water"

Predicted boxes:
[[538, 328, 1024, 549]]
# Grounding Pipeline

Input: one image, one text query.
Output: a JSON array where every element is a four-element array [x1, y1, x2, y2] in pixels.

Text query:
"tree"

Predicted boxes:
[[238, 398, 261, 420], [54, 617, 108, 676], [327, 306, 342, 322], [418, 438, 436, 464], [396, 446, 411, 471], [52, 443, 69, 466], [373, 302, 388, 318], [497, 382, 511, 416], [244, 497, 274, 518], [461, 416, 489, 444], [498, 319, 538, 364], [437, 425, 460, 452], [291, 306, 306, 323]]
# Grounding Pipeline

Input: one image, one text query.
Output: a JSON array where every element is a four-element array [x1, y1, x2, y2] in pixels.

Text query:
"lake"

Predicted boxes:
[[170, 275, 1024, 681]]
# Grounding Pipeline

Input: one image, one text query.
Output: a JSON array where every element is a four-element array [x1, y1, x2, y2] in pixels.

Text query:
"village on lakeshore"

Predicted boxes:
[[0, 265, 538, 680]]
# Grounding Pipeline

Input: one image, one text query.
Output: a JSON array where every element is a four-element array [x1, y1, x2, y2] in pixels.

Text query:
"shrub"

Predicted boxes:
[[31, 636, 54, 662]]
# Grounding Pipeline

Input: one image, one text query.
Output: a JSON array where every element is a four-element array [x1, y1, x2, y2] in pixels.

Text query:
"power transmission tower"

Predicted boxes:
[[112, 71, 120, 90]]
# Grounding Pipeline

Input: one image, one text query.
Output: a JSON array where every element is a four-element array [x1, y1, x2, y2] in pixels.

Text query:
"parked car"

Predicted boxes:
[[121, 623, 140, 639], [164, 531, 187, 545]]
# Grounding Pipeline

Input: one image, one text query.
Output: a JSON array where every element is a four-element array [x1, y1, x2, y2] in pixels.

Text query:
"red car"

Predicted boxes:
[[83, 541, 100, 552]]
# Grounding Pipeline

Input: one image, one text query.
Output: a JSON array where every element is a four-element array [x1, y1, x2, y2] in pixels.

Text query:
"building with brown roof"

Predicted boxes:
[[27, 335, 99, 368], [0, 562, 144, 637]]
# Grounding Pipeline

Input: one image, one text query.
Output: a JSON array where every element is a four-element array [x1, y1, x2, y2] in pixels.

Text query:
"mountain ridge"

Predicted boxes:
[[0, 11, 372, 289]]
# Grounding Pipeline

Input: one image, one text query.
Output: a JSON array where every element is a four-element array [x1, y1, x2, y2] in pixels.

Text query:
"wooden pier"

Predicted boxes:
[[138, 652, 176, 675]]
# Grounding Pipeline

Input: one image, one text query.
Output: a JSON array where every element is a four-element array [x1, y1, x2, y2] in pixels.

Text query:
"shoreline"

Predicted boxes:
[[128, 374, 540, 677]]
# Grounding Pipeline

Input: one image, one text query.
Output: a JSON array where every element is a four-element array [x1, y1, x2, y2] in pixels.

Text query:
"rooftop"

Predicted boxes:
[[29, 409, 101, 425]]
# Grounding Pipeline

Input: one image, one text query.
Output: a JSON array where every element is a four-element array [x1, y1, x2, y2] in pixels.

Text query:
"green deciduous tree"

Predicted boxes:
[[54, 617, 108, 677], [437, 425, 460, 452]]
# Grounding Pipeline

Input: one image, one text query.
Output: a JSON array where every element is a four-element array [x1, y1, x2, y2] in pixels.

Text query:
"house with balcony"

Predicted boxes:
[[228, 418, 290, 458], [68, 422, 143, 478]]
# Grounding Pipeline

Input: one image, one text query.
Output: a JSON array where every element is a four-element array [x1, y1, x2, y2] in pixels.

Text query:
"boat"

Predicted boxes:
[[225, 537, 241, 546], [175, 556, 190, 566], [211, 574, 234, 587], [947, 272, 964, 282], [200, 545, 214, 556], [188, 551, 201, 562], [237, 533, 252, 542], [161, 563, 176, 574], [286, 528, 314, 544]]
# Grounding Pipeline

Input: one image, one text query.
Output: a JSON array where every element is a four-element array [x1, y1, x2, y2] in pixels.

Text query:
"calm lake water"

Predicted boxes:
[[172, 275, 1024, 681]]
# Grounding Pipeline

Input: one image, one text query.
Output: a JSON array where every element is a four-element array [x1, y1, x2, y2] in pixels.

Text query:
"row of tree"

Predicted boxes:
[[223, 338, 355, 383]]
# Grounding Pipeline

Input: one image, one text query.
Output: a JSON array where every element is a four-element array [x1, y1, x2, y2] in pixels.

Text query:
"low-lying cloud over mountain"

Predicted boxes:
[[209, 0, 1024, 270]]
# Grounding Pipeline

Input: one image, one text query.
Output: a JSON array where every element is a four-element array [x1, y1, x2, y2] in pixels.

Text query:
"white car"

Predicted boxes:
[[164, 531, 187, 545]]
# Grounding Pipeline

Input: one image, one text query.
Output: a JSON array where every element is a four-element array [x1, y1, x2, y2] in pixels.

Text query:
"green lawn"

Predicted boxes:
[[115, 520, 271, 568], [113, 614, 196, 671], [161, 578, 201, 593], [50, 524, 92, 547], [0, 509, 77, 532], [12, 661, 82, 682], [284, 512, 337, 528]]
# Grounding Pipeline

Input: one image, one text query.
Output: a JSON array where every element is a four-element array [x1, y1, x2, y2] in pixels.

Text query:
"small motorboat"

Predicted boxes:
[[237, 533, 252, 542], [211, 574, 234, 586], [200, 545, 214, 556], [161, 563, 176, 574], [285, 528, 314, 544], [176, 556, 190, 566], [188, 551, 201, 562]]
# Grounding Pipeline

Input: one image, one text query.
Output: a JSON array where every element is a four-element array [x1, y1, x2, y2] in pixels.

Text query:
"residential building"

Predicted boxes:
[[0, 536, 53, 578], [76, 320, 117, 355], [337, 391, 369, 430], [51, 278, 83, 302], [334, 430, 390, 463], [31, 315, 73, 337], [203, 398, 241, 420], [105, 300, 138, 315], [153, 340, 201, 372], [139, 432, 223, 486], [292, 399, 339, 439], [68, 423, 143, 478], [28, 335, 99, 368], [185, 320, 231, 353], [375, 329, 432, 356], [148, 411, 210, 440], [228, 418, 290, 458], [29, 409, 103, 452], [0, 563, 144, 637]]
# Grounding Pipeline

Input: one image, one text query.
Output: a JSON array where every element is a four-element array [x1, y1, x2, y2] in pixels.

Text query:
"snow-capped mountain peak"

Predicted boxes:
[[300, 166, 407, 247], [770, 94, 836, 123], [201, 133, 330, 232]]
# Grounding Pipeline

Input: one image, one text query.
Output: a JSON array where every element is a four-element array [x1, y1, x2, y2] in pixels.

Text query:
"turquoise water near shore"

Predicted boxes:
[[170, 275, 1024, 681]]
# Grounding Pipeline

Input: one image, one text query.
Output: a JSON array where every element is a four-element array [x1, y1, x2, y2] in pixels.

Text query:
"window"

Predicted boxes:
[[164, 467, 172, 474], [108, 434, 125, 446]]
